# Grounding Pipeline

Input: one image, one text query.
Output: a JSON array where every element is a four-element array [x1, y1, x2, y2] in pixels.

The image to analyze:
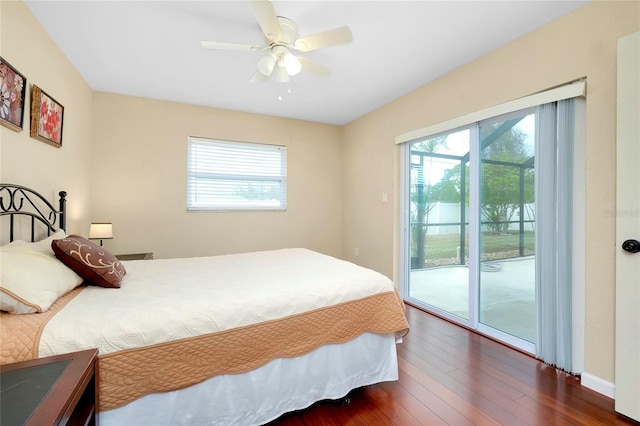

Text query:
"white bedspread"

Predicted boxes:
[[39, 248, 396, 357]]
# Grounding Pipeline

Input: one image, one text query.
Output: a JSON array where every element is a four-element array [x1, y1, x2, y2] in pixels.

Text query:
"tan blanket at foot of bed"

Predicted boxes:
[[0, 286, 86, 364], [98, 290, 408, 411]]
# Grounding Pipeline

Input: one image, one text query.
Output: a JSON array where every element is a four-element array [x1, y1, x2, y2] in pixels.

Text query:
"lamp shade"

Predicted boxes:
[[89, 223, 113, 240], [257, 53, 276, 76], [283, 52, 302, 76], [275, 64, 290, 83]]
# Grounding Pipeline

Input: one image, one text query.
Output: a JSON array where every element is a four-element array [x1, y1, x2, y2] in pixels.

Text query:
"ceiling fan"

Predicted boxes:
[[201, 0, 352, 83]]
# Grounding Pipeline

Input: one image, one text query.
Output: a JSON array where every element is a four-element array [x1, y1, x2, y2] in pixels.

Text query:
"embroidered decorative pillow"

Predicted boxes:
[[52, 235, 126, 288]]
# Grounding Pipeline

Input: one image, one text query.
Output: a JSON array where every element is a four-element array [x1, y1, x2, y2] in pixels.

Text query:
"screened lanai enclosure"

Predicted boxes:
[[407, 110, 537, 345], [410, 117, 535, 269]]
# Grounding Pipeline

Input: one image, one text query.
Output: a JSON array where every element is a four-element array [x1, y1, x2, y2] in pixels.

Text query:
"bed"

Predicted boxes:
[[0, 183, 409, 425]]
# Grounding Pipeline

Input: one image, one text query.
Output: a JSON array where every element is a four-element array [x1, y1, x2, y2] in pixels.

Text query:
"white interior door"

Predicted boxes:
[[615, 31, 640, 422]]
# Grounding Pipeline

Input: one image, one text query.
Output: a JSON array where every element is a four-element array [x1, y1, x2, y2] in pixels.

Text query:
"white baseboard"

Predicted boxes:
[[581, 372, 615, 399]]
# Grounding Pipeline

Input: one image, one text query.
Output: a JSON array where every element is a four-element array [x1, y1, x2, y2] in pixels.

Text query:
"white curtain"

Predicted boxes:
[[535, 99, 575, 372]]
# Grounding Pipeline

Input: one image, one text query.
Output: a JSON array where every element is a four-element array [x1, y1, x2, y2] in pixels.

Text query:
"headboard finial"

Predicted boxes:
[[59, 191, 67, 231]]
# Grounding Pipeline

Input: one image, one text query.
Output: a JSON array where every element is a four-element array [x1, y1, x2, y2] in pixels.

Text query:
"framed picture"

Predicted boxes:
[[30, 84, 64, 147], [0, 57, 27, 132]]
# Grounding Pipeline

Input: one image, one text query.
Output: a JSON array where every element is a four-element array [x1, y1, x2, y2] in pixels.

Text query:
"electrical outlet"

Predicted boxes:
[[354, 248, 359, 256]]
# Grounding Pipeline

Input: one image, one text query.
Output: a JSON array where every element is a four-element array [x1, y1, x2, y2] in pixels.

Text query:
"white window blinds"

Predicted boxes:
[[187, 137, 287, 211]]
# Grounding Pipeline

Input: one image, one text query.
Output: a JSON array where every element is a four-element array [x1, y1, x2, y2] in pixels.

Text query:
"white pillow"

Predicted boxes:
[[4, 229, 67, 257], [0, 245, 83, 314]]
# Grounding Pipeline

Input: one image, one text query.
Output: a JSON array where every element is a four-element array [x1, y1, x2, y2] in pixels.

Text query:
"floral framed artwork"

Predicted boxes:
[[0, 57, 27, 132], [30, 84, 64, 147]]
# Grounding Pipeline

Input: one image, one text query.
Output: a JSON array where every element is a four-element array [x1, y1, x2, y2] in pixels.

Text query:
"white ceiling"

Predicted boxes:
[[25, 1, 588, 126]]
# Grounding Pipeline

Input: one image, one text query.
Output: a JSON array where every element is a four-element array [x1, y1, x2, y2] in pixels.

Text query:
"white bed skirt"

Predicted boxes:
[[99, 332, 399, 426]]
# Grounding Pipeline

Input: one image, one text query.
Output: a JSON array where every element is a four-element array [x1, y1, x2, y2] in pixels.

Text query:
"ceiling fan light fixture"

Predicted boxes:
[[283, 51, 302, 76], [202, 1, 353, 84], [276, 64, 290, 83], [257, 53, 276, 76]]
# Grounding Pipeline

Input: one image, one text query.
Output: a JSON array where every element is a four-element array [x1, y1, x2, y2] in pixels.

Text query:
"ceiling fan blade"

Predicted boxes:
[[298, 56, 330, 77], [294, 26, 352, 52], [201, 40, 263, 52], [248, 0, 283, 42], [249, 69, 269, 83]]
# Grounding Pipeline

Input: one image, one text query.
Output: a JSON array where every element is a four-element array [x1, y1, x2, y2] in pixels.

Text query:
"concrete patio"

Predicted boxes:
[[408, 256, 536, 343]]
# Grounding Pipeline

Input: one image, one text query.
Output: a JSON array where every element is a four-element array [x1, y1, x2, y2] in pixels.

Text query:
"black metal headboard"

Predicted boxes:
[[0, 184, 67, 242]]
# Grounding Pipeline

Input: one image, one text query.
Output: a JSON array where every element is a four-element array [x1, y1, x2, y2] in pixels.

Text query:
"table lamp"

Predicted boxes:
[[89, 222, 113, 246]]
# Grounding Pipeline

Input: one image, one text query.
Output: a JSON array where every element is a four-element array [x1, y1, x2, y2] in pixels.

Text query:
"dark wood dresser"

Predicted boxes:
[[0, 349, 98, 426]]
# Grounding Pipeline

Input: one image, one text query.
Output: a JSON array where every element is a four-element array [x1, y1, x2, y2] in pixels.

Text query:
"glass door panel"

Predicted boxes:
[[408, 129, 471, 320], [478, 112, 536, 343]]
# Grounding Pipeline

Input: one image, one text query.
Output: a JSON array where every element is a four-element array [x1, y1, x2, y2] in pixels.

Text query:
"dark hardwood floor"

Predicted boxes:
[[269, 304, 637, 425]]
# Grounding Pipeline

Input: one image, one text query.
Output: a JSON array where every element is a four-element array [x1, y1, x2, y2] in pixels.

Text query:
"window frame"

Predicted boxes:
[[187, 137, 287, 212]]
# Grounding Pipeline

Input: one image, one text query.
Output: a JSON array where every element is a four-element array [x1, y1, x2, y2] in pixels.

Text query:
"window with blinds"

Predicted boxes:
[[187, 137, 287, 211]]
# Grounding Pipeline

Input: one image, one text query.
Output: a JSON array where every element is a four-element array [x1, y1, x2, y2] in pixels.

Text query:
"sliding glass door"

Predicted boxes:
[[478, 112, 536, 345], [408, 128, 472, 321], [405, 109, 537, 351]]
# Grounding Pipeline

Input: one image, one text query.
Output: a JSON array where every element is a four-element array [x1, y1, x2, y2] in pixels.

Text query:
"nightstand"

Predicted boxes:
[[116, 252, 153, 261], [0, 349, 98, 426]]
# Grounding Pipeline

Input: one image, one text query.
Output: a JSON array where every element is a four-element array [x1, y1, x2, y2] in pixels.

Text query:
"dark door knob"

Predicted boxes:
[[622, 239, 640, 253]]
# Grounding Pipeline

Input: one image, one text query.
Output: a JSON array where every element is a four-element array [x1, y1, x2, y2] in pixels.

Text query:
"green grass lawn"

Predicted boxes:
[[415, 231, 535, 267]]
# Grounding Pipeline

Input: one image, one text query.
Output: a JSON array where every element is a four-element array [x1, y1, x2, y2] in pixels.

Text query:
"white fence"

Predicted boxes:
[[418, 202, 535, 235]]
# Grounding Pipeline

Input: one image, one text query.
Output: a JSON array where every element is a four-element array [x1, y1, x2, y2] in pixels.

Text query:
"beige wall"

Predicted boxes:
[[91, 92, 342, 259], [0, 0, 93, 239], [341, 1, 639, 385]]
